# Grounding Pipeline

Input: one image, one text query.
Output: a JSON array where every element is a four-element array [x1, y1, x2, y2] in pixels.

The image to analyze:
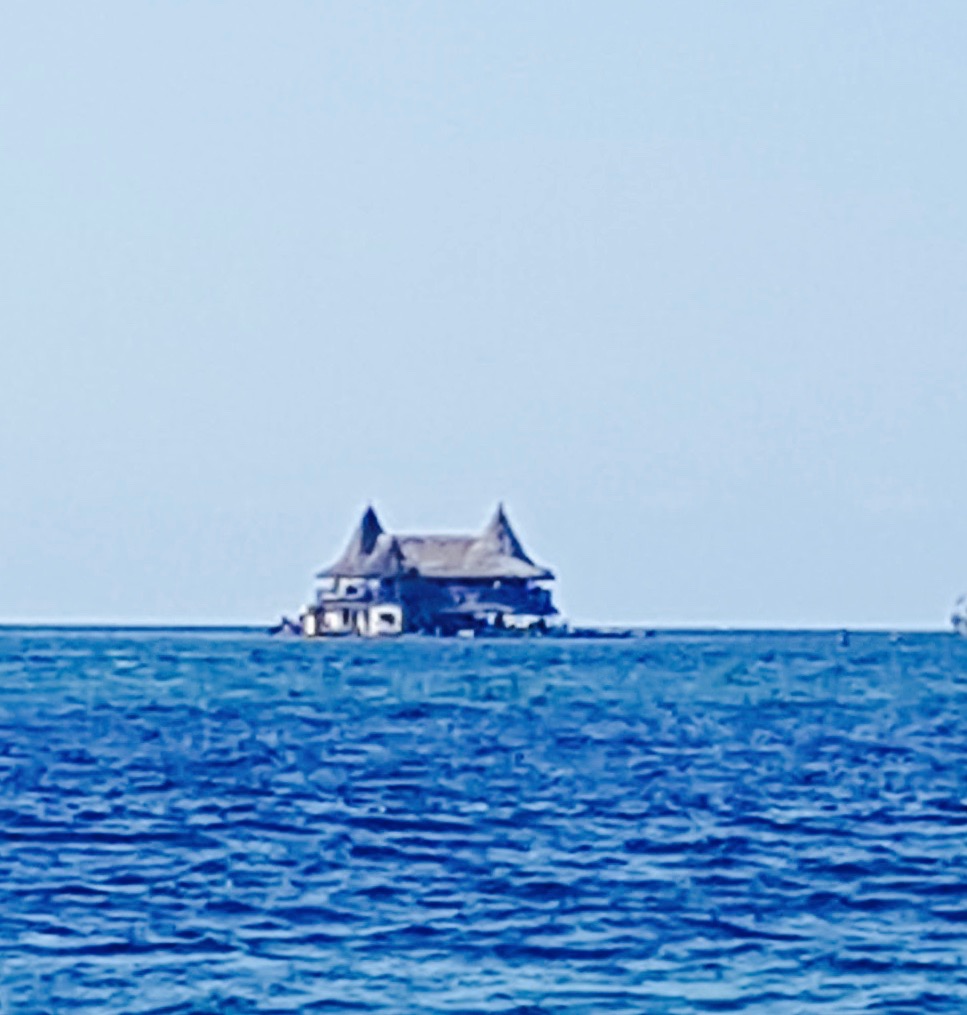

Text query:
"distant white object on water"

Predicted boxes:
[[952, 595, 967, 635]]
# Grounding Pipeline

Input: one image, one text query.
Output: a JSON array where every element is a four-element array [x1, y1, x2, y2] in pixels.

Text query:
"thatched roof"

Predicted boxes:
[[317, 505, 554, 581]]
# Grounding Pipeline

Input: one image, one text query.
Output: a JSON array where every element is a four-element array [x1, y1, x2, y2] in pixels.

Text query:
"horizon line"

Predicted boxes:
[[0, 620, 953, 635]]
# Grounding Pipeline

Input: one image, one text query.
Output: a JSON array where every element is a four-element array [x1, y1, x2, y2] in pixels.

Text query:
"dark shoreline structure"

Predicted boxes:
[[300, 505, 561, 637]]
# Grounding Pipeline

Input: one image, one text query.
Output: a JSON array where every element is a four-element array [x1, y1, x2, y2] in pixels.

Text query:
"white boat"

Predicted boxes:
[[951, 595, 967, 635]]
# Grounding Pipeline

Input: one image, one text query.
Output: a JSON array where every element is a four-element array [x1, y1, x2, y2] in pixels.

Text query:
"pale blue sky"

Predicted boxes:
[[2, 3, 965, 628]]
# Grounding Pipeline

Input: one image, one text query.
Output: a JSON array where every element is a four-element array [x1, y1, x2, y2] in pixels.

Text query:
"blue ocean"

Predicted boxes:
[[3, 629, 967, 1013]]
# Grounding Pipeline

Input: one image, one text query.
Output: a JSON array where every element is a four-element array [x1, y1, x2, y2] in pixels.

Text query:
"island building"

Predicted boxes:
[[301, 505, 559, 637]]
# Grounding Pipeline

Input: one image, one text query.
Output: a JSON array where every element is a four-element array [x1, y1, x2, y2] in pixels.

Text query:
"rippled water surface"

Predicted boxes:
[[3, 628, 967, 1013]]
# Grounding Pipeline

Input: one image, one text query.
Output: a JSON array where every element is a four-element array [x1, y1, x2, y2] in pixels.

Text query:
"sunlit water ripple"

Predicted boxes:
[[2, 629, 967, 1013]]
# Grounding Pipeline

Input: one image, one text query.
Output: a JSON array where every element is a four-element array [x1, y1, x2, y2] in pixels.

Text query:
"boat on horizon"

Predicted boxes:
[[952, 595, 967, 636]]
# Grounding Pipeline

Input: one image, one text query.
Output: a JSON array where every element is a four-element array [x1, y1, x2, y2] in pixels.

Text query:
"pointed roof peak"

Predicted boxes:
[[359, 505, 383, 555], [316, 505, 400, 578], [479, 503, 532, 563], [486, 501, 509, 525]]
